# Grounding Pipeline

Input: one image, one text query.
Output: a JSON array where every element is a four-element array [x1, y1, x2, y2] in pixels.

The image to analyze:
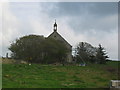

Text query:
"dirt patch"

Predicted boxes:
[[1, 58, 16, 64], [105, 66, 117, 73], [1, 58, 28, 64]]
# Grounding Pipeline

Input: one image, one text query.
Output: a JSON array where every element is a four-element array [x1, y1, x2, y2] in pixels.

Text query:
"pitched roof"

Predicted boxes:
[[48, 31, 72, 48]]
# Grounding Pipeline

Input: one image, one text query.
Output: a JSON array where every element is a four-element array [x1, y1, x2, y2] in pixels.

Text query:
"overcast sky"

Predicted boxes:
[[1, 1, 119, 60]]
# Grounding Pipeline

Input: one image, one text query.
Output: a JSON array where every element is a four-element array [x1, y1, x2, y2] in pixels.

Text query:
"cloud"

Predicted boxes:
[[1, 2, 118, 60], [29, 14, 52, 36], [41, 2, 117, 17], [0, 2, 2, 57], [41, 2, 118, 33], [2, 2, 21, 56]]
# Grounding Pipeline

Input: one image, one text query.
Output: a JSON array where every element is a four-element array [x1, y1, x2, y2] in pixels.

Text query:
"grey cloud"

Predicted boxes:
[[2, 2, 118, 60], [68, 13, 117, 34], [41, 2, 117, 17], [89, 2, 118, 16], [58, 2, 117, 17], [40, 2, 118, 34]]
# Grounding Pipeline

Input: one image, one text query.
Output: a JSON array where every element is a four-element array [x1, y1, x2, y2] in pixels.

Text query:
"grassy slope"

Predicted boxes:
[[2, 61, 119, 88]]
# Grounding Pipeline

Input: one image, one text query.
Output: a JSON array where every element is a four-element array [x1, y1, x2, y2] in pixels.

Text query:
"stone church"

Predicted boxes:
[[48, 20, 72, 62]]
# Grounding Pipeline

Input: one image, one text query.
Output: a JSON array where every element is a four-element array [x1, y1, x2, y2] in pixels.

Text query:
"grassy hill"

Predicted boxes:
[[2, 59, 119, 88]]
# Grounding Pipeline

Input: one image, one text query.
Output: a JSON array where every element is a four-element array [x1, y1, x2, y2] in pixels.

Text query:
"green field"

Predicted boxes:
[[2, 61, 119, 88]]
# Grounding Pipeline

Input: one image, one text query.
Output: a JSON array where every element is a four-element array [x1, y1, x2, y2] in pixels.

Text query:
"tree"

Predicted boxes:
[[75, 42, 101, 64], [75, 42, 109, 64], [9, 34, 68, 64], [75, 42, 88, 63], [43, 38, 68, 64], [9, 35, 45, 63], [96, 44, 109, 64], [75, 42, 97, 63]]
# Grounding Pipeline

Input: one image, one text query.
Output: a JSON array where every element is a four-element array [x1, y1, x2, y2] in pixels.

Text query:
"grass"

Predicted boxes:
[[2, 60, 119, 88]]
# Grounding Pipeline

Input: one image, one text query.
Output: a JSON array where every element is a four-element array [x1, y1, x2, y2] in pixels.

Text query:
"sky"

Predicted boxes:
[[0, 1, 119, 60]]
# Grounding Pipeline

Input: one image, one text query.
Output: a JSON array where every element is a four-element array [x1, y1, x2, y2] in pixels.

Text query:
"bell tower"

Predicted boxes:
[[53, 20, 57, 32]]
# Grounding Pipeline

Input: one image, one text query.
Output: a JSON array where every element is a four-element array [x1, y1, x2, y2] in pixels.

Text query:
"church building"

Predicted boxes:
[[48, 20, 72, 62]]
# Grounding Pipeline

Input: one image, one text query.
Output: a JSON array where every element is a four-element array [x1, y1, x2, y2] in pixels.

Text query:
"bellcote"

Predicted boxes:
[[53, 20, 57, 32]]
